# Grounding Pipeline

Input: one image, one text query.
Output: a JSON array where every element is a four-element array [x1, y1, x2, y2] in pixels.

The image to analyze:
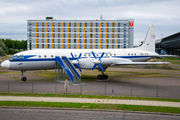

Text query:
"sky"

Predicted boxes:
[[0, 0, 179, 45]]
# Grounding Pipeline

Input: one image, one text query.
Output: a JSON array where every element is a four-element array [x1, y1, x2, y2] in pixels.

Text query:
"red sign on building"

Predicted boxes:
[[129, 21, 134, 27]]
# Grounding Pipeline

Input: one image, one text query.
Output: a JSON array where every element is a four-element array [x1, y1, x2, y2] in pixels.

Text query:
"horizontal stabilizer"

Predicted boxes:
[[116, 62, 170, 65]]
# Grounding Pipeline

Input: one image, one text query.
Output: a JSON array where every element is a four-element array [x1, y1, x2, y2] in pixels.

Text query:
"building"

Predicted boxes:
[[27, 17, 134, 50], [155, 32, 180, 56]]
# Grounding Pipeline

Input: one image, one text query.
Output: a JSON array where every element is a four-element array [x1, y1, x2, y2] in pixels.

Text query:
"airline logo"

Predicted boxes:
[[129, 21, 134, 27]]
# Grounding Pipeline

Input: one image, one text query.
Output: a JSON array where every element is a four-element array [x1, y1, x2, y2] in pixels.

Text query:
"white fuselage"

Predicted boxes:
[[6, 48, 157, 71]]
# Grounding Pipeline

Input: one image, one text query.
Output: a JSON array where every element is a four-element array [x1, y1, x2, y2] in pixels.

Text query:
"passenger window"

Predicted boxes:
[[131, 53, 133, 55], [114, 54, 116, 56], [44, 55, 46, 58], [128, 53, 130, 55], [134, 53, 136, 55], [39, 55, 41, 58], [51, 55, 53, 58]]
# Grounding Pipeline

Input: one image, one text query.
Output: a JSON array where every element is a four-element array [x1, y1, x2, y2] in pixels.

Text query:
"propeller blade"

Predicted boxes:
[[98, 63, 105, 73], [77, 53, 82, 60], [91, 51, 97, 59], [70, 53, 75, 58], [99, 52, 105, 60], [76, 64, 82, 72], [92, 64, 97, 71]]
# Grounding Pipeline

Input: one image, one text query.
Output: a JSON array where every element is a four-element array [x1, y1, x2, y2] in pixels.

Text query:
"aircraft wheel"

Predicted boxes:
[[100, 75, 104, 80], [21, 77, 27, 82], [97, 75, 101, 79], [104, 75, 108, 79]]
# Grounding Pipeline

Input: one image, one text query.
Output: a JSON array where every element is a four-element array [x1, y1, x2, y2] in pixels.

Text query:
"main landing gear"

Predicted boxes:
[[20, 70, 27, 82], [97, 74, 108, 80]]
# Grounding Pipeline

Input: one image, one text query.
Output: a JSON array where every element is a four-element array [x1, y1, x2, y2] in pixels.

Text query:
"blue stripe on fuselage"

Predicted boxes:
[[9, 55, 151, 62]]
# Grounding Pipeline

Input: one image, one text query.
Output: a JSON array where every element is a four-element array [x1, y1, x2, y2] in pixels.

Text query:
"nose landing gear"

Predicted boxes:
[[20, 70, 27, 82]]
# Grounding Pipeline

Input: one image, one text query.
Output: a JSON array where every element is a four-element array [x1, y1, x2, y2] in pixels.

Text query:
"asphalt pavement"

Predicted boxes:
[[0, 107, 180, 120]]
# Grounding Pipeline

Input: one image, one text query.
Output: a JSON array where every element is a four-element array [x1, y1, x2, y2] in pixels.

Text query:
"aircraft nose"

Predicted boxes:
[[1, 60, 10, 69]]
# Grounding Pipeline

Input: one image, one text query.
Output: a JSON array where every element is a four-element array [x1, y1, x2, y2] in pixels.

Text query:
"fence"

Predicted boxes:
[[0, 81, 180, 99]]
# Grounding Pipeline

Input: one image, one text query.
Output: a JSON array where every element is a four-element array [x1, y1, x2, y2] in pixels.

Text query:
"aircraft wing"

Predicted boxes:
[[116, 61, 170, 65]]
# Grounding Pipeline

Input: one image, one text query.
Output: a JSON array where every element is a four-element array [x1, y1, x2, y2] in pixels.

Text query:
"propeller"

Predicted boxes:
[[91, 51, 105, 73], [70, 53, 82, 72]]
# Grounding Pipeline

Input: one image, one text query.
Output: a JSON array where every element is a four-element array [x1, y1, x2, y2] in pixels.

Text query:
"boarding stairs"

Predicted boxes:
[[55, 56, 81, 83]]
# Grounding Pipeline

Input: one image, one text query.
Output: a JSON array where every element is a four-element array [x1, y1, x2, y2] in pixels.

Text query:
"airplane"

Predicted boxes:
[[1, 25, 170, 82]]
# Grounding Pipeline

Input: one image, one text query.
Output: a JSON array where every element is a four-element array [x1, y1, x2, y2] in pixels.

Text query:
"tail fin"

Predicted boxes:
[[139, 25, 155, 52]]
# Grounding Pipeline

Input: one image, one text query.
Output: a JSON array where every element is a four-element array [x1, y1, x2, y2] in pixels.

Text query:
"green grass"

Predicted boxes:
[[0, 72, 20, 75], [161, 57, 180, 61], [0, 101, 180, 114], [0, 93, 180, 102], [36, 70, 169, 80]]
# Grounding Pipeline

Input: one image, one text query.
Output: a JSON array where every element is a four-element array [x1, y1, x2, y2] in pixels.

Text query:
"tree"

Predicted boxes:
[[139, 41, 144, 46], [0, 39, 6, 56]]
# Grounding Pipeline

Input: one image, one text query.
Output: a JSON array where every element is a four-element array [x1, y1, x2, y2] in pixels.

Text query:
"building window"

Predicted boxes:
[[42, 39, 44, 43], [69, 23, 71, 27], [90, 23, 93, 27], [85, 23, 87, 27], [118, 22, 120, 27], [96, 28, 98, 32], [96, 34, 98, 38], [107, 28, 109, 32], [96, 23, 98, 27], [107, 23, 109, 27], [37, 39, 39, 43]]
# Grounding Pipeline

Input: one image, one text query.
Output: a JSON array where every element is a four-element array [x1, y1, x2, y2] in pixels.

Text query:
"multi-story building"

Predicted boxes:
[[27, 17, 134, 50]]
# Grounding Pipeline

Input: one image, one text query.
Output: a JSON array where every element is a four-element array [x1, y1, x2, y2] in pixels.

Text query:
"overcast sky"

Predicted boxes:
[[0, 0, 179, 45]]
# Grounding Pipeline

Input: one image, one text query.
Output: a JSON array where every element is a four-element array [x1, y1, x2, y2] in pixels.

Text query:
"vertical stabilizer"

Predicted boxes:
[[139, 25, 155, 52]]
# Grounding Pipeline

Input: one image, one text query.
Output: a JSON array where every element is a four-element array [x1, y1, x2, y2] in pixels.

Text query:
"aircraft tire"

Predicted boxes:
[[104, 75, 108, 79], [97, 75, 101, 79], [21, 77, 27, 82], [100, 75, 104, 80]]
